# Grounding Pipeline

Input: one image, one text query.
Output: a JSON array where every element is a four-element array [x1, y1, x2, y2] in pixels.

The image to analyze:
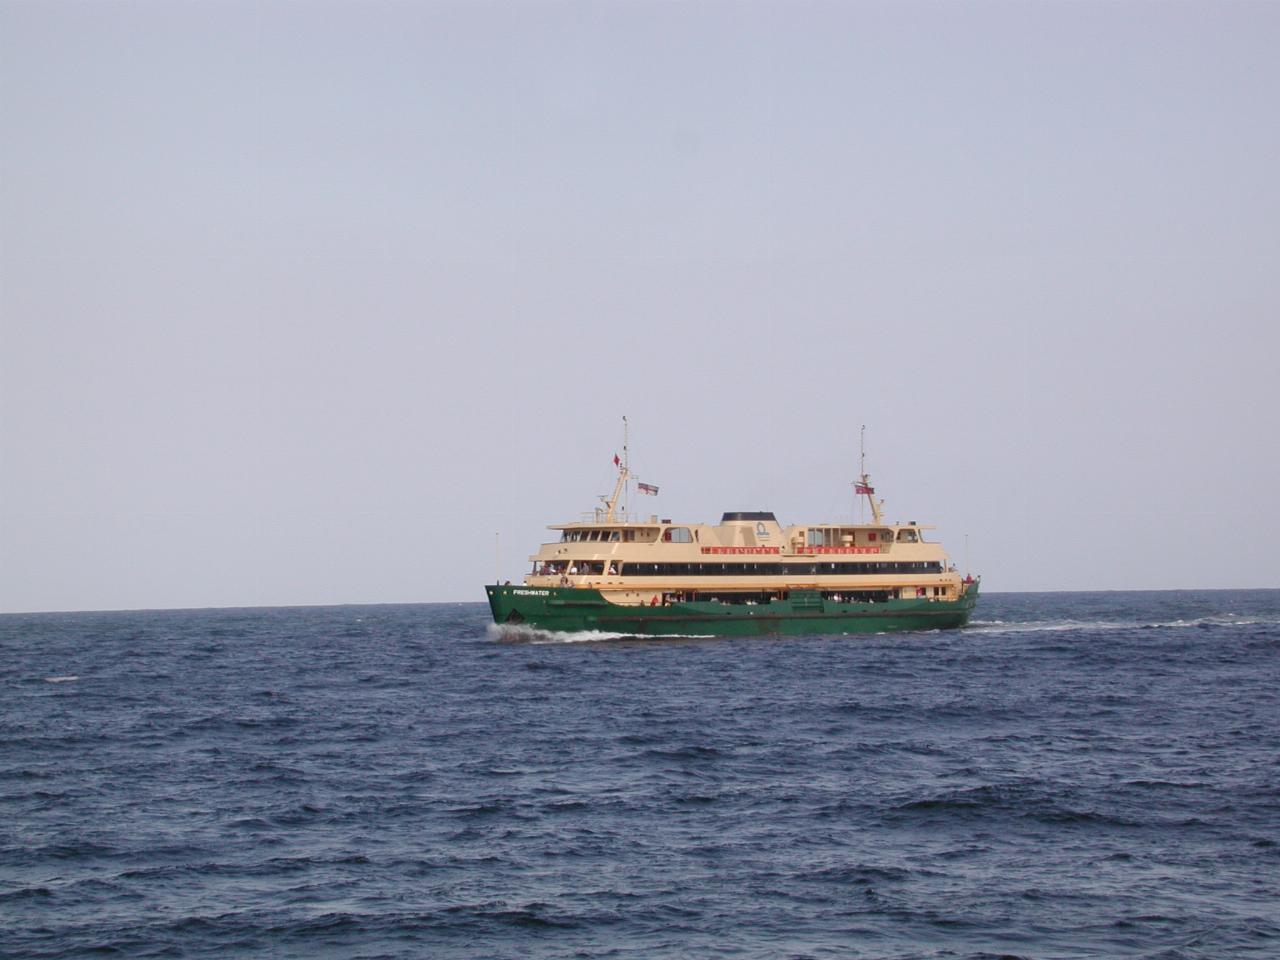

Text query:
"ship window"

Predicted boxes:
[[897, 530, 918, 543], [807, 528, 839, 547], [664, 527, 693, 543], [613, 559, 944, 578]]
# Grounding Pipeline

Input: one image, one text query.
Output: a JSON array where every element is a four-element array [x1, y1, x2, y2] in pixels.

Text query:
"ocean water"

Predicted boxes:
[[2, 590, 1278, 960]]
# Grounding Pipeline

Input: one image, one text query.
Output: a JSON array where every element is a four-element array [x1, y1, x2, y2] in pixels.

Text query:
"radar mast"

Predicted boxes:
[[858, 424, 885, 526], [602, 416, 629, 522]]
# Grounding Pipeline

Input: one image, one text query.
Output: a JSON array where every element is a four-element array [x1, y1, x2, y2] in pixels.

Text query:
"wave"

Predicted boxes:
[[965, 613, 1280, 636], [487, 623, 716, 644], [489, 613, 1279, 643], [797, 863, 917, 885]]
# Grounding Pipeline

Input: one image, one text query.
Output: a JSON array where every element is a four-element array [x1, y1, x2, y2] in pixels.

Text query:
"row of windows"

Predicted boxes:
[[561, 529, 624, 542], [621, 561, 943, 577], [666, 589, 901, 605], [805, 528, 919, 545]]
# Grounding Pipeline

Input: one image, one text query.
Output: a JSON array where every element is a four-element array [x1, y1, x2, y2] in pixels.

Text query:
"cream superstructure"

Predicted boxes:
[[520, 458, 968, 608]]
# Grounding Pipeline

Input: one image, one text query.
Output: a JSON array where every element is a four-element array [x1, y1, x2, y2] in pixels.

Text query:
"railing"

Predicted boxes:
[[796, 546, 887, 555]]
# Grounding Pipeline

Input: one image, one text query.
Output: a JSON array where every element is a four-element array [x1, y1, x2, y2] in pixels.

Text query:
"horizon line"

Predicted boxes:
[[3, 585, 1279, 617]]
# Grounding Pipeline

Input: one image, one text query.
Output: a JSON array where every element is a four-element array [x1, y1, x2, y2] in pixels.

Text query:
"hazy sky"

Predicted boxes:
[[2, 1, 1277, 612]]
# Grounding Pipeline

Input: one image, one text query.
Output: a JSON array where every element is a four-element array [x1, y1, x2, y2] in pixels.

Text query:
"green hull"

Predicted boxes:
[[484, 583, 979, 638]]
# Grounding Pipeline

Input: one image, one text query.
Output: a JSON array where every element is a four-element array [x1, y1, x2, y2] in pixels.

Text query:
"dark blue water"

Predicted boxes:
[[3, 591, 1278, 959]]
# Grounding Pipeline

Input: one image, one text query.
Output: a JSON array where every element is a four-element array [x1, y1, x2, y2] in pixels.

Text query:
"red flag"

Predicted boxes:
[[854, 483, 875, 495], [613, 453, 621, 467], [637, 482, 659, 495]]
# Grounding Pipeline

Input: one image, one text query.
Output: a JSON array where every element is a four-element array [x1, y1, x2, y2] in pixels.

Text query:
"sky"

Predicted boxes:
[[2, 1, 1277, 612]]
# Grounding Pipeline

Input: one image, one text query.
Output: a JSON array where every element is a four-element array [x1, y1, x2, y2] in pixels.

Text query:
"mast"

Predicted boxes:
[[857, 424, 885, 526], [858, 426, 865, 524], [603, 416, 629, 522]]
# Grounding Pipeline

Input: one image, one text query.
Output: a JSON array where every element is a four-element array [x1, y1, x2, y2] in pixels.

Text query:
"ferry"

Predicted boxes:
[[486, 432, 979, 637]]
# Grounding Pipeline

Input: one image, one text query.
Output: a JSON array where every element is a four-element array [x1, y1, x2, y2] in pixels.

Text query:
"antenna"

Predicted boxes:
[[603, 417, 629, 522], [859, 425, 866, 524], [495, 532, 500, 585], [855, 424, 883, 525], [623, 415, 629, 519]]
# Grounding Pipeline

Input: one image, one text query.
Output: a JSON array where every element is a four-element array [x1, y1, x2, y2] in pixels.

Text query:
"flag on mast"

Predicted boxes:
[[637, 482, 659, 495], [613, 453, 621, 467], [854, 482, 875, 495]]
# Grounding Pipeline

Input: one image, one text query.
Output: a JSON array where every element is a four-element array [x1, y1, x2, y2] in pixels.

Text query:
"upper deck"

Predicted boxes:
[[547, 510, 935, 555]]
